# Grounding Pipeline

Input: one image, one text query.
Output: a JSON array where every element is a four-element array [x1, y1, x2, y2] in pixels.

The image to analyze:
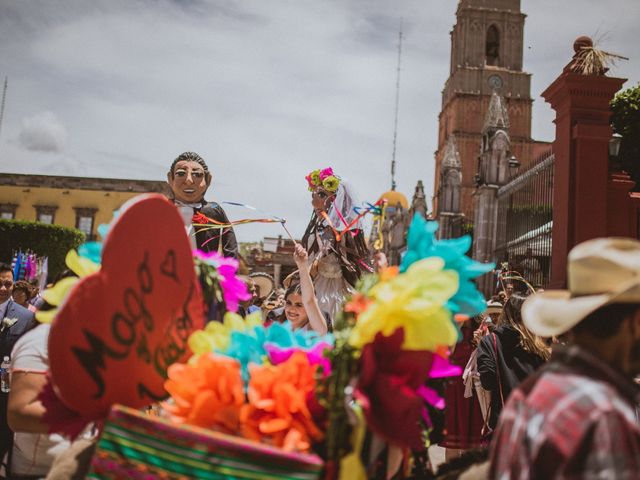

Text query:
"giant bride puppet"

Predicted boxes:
[[301, 167, 370, 324]]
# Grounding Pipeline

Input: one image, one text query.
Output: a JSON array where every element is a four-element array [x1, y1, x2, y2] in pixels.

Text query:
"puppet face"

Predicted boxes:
[[311, 188, 335, 216], [168, 160, 210, 203]]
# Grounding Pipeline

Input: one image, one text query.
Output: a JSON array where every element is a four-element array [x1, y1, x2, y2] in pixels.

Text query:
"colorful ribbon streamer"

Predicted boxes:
[[193, 201, 287, 232], [321, 199, 384, 242]]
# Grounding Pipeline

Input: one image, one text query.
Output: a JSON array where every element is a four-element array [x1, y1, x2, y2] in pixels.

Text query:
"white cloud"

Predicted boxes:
[[17, 111, 67, 153], [0, 0, 639, 242]]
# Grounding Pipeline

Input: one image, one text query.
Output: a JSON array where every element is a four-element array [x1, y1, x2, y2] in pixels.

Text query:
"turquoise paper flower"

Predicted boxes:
[[218, 321, 334, 384], [400, 215, 494, 318]]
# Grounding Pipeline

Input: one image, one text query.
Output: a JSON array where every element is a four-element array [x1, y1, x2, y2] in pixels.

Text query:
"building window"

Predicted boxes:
[[34, 205, 58, 224], [0, 203, 17, 220], [486, 25, 500, 66], [74, 207, 97, 240]]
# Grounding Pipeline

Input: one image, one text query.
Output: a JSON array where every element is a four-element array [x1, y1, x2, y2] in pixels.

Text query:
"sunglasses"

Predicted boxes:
[[174, 169, 206, 179], [0, 280, 13, 289]]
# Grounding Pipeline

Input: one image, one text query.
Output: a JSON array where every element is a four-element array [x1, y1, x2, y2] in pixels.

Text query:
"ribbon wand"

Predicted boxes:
[[279, 220, 298, 246]]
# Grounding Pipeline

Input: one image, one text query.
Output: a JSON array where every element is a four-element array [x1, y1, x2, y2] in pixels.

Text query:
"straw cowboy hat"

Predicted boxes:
[[485, 301, 503, 316], [248, 272, 275, 299], [522, 237, 640, 337]]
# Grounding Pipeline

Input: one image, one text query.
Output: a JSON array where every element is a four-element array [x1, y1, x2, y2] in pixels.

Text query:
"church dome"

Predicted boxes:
[[378, 190, 409, 209]]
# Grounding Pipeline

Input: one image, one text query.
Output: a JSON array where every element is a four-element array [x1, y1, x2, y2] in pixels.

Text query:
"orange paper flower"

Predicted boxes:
[[378, 265, 399, 282], [164, 353, 245, 434], [240, 351, 324, 452]]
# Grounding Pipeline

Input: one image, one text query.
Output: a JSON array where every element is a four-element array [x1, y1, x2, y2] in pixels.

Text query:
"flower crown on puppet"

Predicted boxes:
[[306, 167, 340, 193]]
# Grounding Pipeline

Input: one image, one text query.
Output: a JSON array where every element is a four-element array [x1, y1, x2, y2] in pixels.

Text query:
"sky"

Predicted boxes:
[[1, 0, 639, 243]]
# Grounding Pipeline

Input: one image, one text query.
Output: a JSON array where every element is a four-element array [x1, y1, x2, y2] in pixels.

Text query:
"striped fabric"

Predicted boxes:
[[88, 405, 323, 480]]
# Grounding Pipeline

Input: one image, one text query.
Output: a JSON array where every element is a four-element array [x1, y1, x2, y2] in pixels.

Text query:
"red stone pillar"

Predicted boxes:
[[542, 37, 625, 288], [607, 172, 637, 237]]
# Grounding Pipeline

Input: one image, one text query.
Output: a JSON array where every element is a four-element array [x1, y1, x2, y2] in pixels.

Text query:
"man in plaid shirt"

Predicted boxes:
[[488, 238, 640, 479]]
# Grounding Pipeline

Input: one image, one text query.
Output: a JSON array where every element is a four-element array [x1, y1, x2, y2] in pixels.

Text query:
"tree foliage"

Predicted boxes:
[[0, 219, 85, 280], [611, 82, 640, 190]]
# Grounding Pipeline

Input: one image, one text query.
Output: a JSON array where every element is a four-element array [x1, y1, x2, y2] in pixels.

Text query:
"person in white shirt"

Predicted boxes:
[[8, 324, 70, 479]]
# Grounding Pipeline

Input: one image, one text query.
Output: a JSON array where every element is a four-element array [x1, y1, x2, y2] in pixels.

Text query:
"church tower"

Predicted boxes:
[[434, 0, 534, 225], [437, 136, 463, 238], [472, 91, 512, 294]]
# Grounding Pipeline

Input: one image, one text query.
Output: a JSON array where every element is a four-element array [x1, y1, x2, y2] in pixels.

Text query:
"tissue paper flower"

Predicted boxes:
[[36, 249, 100, 324], [189, 316, 334, 383], [265, 341, 333, 375], [319, 167, 334, 180], [240, 351, 324, 452], [349, 257, 460, 351], [164, 353, 245, 434], [354, 328, 462, 450], [188, 311, 263, 356], [400, 215, 494, 318], [193, 250, 250, 313]]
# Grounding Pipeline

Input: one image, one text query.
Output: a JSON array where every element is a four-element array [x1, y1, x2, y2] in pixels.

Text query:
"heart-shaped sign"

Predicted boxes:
[[49, 194, 204, 419]]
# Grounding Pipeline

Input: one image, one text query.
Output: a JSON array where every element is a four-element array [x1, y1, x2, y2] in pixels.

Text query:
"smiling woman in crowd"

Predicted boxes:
[[279, 244, 328, 335]]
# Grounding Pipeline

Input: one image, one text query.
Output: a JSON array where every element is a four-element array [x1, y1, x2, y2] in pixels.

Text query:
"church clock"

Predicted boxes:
[[488, 74, 503, 89]]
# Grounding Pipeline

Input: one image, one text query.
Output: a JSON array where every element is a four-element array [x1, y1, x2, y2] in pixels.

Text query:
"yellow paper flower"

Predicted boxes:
[[65, 250, 100, 278], [41, 276, 80, 307], [349, 257, 460, 351], [322, 175, 340, 192], [35, 250, 100, 324], [309, 169, 321, 185], [188, 311, 262, 356]]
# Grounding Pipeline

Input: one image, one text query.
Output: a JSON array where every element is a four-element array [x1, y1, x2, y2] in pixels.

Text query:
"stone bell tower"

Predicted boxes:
[[434, 0, 534, 228]]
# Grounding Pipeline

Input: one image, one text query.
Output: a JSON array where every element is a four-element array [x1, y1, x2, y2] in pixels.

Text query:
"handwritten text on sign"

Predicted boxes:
[[49, 194, 204, 419]]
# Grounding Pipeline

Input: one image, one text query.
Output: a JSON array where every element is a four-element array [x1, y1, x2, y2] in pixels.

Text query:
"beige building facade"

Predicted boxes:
[[0, 173, 168, 240]]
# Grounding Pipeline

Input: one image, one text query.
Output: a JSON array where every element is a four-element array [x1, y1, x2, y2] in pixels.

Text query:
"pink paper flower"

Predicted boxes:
[[428, 352, 462, 379], [194, 250, 251, 313], [319, 167, 334, 181], [265, 341, 332, 375]]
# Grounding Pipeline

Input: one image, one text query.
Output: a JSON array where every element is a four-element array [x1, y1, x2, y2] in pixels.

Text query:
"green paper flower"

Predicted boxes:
[[322, 175, 340, 192]]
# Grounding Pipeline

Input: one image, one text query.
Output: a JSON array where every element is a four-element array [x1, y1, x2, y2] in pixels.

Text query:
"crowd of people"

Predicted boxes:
[[437, 242, 640, 478], [0, 151, 638, 479]]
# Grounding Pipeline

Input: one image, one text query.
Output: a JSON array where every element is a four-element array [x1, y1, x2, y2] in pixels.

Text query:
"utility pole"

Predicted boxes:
[[0, 77, 7, 141], [390, 21, 403, 191]]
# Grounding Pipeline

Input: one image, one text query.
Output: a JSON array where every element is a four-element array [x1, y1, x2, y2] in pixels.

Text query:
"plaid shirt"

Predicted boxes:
[[489, 345, 640, 479]]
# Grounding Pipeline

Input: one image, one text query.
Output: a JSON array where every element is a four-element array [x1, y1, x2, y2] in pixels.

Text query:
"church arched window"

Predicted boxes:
[[486, 25, 500, 66]]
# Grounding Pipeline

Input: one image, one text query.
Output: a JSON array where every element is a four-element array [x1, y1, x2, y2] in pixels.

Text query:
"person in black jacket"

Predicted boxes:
[[477, 292, 549, 429], [167, 151, 238, 258]]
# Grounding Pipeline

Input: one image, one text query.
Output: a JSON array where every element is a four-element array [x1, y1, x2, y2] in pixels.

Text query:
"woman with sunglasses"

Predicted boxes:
[[300, 168, 370, 324], [166, 151, 238, 258]]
